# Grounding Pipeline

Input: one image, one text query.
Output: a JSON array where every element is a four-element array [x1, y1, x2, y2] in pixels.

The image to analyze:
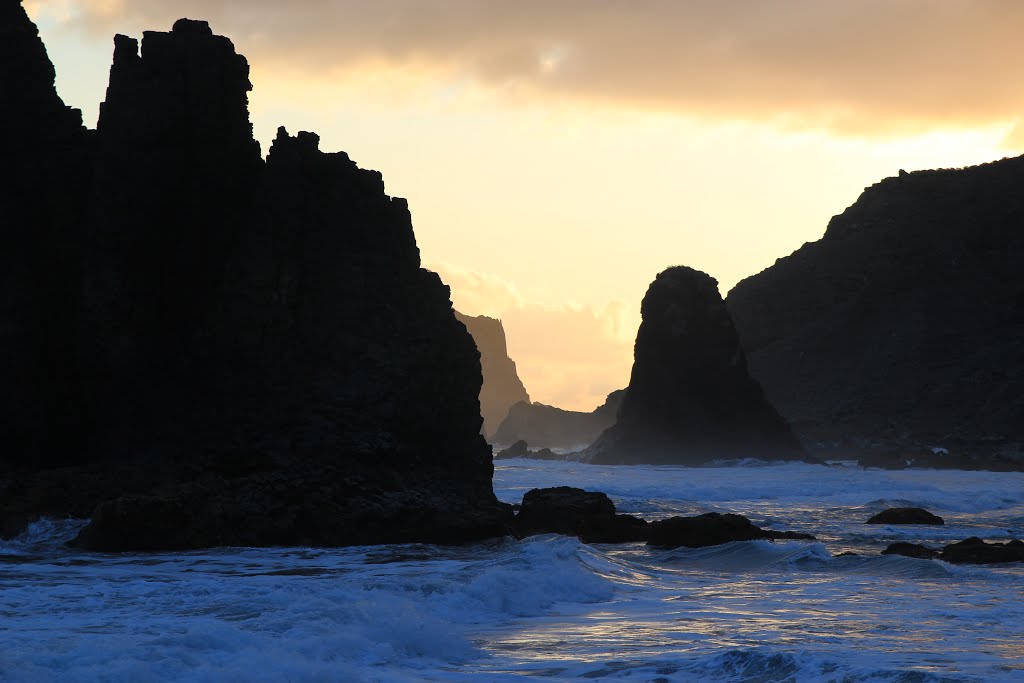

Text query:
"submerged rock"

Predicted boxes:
[[455, 312, 531, 438], [513, 487, 649, 544], [647, 512, 814, 548], [584, 266, 806, 465], [0, 7, 511, 549], [866, 508, 944, 525]]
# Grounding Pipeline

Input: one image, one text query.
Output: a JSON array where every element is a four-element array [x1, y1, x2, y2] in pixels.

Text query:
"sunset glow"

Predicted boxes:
[[28, 0, 1022, 410]]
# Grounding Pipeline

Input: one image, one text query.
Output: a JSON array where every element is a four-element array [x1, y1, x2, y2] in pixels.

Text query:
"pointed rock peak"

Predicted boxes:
[[584, 264, 806, 465]]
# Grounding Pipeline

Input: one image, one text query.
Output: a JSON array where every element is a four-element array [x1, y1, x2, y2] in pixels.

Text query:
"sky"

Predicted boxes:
[[25, 0, 1023, 411]]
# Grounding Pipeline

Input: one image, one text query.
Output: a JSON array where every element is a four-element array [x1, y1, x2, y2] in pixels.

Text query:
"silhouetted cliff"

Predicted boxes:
[[454, 312, 530, 437], [585, 267, 805, 465], [0, 1, 91, 464], [493, 390, 624, 449], [728, 159, 1024, 464], [0, 7, 510, 548]]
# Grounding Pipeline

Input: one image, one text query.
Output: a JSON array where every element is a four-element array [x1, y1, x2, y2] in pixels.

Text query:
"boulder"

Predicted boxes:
[[938, 537, 1024, 565], [866, 508, 944, 525], [647, 512, 814, 548], [513, 487, 649, 543], [584, 266, 806, 465]]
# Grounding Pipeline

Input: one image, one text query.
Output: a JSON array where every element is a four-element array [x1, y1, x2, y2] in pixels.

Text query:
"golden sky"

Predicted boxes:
[[27, 0, 1022, 410]]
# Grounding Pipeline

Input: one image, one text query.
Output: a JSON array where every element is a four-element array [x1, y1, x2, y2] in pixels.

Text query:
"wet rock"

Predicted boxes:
[[866, 508, 944, 525], [74, 463, 515, 552], [938, 537, 1024, 565], [647, 512, 814, 549], [585, 266, 806, 465], [881, 542, 940, 560], [514, 487, 649, 543]]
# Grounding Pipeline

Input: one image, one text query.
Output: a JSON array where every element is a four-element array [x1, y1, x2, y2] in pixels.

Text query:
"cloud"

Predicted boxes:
[[37, 0, 1024, 139], [428, 261, 524, 317]]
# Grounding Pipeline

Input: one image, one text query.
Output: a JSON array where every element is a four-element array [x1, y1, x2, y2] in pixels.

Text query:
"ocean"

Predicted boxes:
[[2, 460, 1022, 682]]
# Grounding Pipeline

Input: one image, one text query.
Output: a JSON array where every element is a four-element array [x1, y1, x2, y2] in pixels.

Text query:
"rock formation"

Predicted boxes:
[[0, 7, 511, 549], [727, 158, 1024, 464], [584, 267, 806, 465], [493, 440, 561, 461], [454, 312, 530, 437], [493, 390, 624, 449]]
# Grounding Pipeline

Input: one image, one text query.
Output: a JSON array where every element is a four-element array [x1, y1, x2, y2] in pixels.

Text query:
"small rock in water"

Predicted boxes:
[[647, 512, 814, 549], [866, 507, 944, 525], [881, 542, 939, 560]]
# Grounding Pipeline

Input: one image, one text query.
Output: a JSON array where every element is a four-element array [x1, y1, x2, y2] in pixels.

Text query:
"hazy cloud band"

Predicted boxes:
[[39, 0, 1024, 137]]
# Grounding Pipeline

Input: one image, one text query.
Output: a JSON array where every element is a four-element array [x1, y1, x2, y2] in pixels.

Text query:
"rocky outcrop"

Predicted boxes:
[[513, 487, 649, 543], [647, 512, 814, 548], [493, 390, 624, 449], [493, 440, 561, 461], [584, 267, 806, 465], [455, 312, 530, 437], [727, 158, 1024, 464], [0, 8, 511, 549]]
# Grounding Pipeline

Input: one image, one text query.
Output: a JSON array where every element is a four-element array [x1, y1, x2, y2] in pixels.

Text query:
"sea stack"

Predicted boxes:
[[727, 158, 1024, 464], [584, 266, 805, 465], [0, 7, 511, 549], [455, 312, 531, 438]]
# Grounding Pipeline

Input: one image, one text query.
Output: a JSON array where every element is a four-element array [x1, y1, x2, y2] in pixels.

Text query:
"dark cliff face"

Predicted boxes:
[[0, 2, 91, 466], [585, 266, 805, 465], [1, 6, 508, 547], [493, 390, 623, 450], [454, 312, 530, 438], [727, 158, 1024, 459], [79, 20, 264, 457]]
